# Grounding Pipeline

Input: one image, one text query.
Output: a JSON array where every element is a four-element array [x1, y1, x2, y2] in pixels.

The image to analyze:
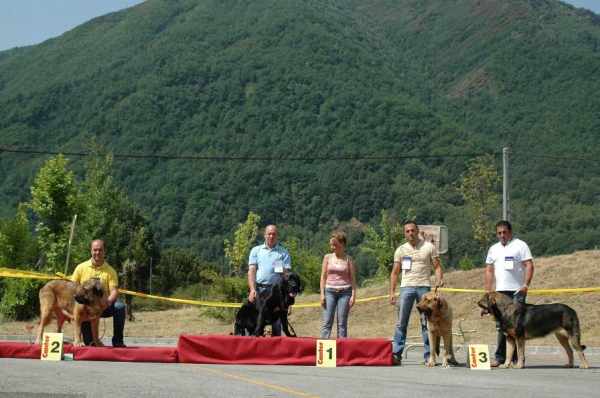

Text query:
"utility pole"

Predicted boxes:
[[503, 148, 510, 221], [64, 215, 77, 276]]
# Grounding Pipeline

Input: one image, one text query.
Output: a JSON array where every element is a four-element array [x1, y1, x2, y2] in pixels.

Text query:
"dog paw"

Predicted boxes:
[[580, 363, 589, 369], [94, 341, 105, 347], [425, 359, 437, 367], [499, 364, 510, 369], [513, 363, 524, 369]]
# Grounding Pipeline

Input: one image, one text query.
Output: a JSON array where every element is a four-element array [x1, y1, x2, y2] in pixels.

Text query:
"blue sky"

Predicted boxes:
[[0, 0, 599, 52], [0, 0, 145, 51]]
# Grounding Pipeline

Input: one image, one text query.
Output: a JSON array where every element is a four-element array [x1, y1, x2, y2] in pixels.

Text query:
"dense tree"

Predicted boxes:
[[362, 210, 407, 278], [0, 204, 37, 270], [28, 154, 83, 274], [457, 156, 502, 254], [224, 212, 260, 277], [1, 0, 599, 275]]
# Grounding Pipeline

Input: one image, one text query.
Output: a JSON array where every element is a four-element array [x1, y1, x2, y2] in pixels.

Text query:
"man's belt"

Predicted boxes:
[[256, 283, 272, 288]]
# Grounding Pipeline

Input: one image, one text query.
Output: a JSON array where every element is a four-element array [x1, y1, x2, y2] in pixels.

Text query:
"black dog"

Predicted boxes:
[[233, 272, 301, 337]]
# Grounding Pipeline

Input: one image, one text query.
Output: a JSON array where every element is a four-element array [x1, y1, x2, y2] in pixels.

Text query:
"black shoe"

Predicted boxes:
[[393, 355, 402, 366], [112, 342, 127, 348]]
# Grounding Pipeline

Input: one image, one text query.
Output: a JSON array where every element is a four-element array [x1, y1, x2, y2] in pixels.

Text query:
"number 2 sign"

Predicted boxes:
[[41, 332, 63, 361]]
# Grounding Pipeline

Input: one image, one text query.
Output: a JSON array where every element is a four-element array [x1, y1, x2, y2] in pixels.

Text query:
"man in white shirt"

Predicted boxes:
[[485, 220, 534, 367]]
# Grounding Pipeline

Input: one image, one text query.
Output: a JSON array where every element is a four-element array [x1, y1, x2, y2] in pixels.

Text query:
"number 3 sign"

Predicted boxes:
[[467, 344, 491, 370]]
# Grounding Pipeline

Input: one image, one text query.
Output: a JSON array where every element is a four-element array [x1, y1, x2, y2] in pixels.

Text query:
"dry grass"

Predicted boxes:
[[2, 251, 599, 347]]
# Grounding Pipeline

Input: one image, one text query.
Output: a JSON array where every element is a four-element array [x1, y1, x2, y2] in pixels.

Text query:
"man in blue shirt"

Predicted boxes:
[[247, 224, 292, 336]]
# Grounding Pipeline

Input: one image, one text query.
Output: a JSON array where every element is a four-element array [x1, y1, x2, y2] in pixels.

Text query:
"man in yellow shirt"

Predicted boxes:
[[71, 239, 127, 347]]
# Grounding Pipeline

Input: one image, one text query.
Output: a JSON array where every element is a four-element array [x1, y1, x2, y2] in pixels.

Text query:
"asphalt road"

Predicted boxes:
[[1, 354, 598, 398]]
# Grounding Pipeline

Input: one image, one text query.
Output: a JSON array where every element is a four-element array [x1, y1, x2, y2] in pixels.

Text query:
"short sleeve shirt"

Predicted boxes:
[[394, 239, 438, 287], [486, 238, 532, 291], [248, 243, 291, 285], [71, 259, 119, 294]]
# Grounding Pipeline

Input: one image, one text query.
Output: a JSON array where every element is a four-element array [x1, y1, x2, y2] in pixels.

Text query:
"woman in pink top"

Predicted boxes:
[[319, 232, 357, 338]]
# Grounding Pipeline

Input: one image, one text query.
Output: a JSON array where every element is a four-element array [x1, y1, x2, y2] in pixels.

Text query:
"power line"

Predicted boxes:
[[2, 147, 600, 162], [510, 151, 600, 162], [0, 147, 499, 161]]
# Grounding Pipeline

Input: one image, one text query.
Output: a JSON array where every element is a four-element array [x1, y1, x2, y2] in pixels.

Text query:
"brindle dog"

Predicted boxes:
[[478, 291, 589, 369]]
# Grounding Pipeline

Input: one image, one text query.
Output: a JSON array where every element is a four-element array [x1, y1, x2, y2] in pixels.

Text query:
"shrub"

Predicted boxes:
[[460, 254, 475, 271], [0, 278, 44, 321]]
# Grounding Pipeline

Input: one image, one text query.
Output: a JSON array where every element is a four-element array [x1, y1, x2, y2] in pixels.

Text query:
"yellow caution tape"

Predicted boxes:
[[0, 268, 62, 280], [2, 267, 599, 308], [435, 287, 600, 294], [117, 289, 243, 308]]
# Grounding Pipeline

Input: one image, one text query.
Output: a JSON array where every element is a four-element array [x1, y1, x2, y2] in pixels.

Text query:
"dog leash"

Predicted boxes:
[[288, 321, 297, 337]]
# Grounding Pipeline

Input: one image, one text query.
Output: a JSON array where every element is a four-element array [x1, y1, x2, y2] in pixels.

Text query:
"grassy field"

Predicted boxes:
[[1, 251, 599, 348]]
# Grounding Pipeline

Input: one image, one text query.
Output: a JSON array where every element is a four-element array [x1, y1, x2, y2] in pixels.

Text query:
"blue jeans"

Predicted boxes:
[[81, 301, 126, 346], [392, 286, 430, 360], [320, 287, 352, 338]]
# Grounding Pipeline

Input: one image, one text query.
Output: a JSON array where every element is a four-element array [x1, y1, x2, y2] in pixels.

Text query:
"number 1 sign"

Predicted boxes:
[[316, 339, 337, 367]]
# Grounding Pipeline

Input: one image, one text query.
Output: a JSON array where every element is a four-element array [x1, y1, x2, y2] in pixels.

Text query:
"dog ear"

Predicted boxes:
[[488, 294, 496, 308]]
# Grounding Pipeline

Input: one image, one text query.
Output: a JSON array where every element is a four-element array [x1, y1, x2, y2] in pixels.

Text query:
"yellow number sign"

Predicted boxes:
[[40, 333, 63, 361], [467, 344, 491, 370], [316, 339, 337, 367]]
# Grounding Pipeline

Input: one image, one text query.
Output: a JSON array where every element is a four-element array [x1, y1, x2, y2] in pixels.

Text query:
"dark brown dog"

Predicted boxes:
[[416, 291, 459, 367], [478, 291, 589, 369], [35, 279, 106, 347]]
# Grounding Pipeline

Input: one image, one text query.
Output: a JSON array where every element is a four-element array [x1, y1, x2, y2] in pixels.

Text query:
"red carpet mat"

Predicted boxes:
[[1, 336, 391, 366], [177, 335, 392, 366], [0, 342, 178, 363]]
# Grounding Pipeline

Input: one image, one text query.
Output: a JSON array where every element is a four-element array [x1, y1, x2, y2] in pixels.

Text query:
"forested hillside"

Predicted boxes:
[[1, 0, 599, 277]]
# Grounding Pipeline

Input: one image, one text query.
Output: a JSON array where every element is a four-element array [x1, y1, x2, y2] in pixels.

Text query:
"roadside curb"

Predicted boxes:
[[0, 334, 179, 346]]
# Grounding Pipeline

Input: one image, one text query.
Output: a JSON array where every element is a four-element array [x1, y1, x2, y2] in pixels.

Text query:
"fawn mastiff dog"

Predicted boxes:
[[35, 279, 106, 347], [478, 291, 589, 369], [416, 291, 459, 367]]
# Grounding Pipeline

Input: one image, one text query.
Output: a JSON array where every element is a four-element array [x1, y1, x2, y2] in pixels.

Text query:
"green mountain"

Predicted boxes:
[[1, 0, 599, 275]]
